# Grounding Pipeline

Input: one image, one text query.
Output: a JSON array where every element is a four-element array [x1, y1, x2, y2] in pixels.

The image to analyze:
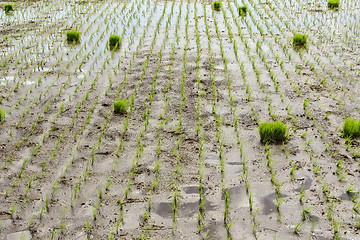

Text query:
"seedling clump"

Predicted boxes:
[[328, 0, 340, 9], [293, 34, 307, 48], [259, 121, 287, 143], [4, 4, 13, 14], [66, 30, 81, 43], [238, 6, 247, 16], [213, 1, 221, 10], [109, 35, 121, 49], [342, 117, 360, 138], [114, 99, 128, 114]]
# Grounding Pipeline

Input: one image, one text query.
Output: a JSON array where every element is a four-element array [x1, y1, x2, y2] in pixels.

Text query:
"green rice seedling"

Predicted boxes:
[[346, 184, 355, 195], [213, 1, 221, 10], [293, 221, 302, 234], [342, 117, 360, 138], [299, 185, 305, 203], [290, 163, 297, 180], [325, 112, 331, 119], [356, 218, 360, 229], [92, 207, 97, 220], [293, 34, 307, 48], [301, 209, 306, 220], [354, 202, 360, 213], [114, 98, 128, 114], [105, 175, 112, 191], [45, 194, 49, 211], [276, 197, 284, 211], [345, 136, 352, 151], [98, 189, 103, 201], [301, 131, 307, 138], [304, 206, 312, 215], [305, 139, 312, 152], [66, 30, 81, 43], [39, 204, 46, 218], [85, 219, 91, 233], [328, 0, 339, 9], [4, 4, 13, 14], [109, 35, 121, 49], [0, 108, 5, 124], [51, 229, 56, 240], [238, 6, 247, 16], [333, 220, 341, 239], [259, 121, 287, 143], [10, 204, 16, 219]]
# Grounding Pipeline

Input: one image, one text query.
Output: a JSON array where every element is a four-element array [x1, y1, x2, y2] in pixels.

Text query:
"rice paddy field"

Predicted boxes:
[[1, 0, 360, 239]]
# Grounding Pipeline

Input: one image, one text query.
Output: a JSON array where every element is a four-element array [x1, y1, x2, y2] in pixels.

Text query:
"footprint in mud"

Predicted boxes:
[[154, 200, 216, 218], [221, 186, 242, 200], [261, 192, 287, 215], [6, 230, 31, 240], [295, 175, 313, 192], [183, 185, 208, 194], [339, 190, 360, 201], [203, 220, 222, 240]]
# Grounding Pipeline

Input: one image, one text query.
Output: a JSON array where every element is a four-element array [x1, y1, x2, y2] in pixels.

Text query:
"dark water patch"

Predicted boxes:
[[222, 186, 242, 200], [154, 200, 217, 218], [226, 161, 242, 166], [204, 154, 219, 165], [202, 220, 221, 240], [339, 191, 358, 201], [295, 176, 313, 192], [261, 192, 287, 215], [308, 214, 320, 223], [154, 202, 173, 218], [183, 186, 208, 194], [261, 193, 276, 215], [339, 192, 351, 201]]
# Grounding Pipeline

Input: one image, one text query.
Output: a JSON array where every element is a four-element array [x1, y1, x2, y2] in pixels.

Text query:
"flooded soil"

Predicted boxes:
[[1, 0, 360, 239]]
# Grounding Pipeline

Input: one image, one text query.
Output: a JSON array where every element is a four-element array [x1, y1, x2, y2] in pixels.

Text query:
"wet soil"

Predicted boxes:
[[1, 0, 360, 239]]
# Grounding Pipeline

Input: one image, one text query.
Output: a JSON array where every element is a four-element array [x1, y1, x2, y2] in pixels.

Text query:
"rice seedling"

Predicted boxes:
[[85, 219, 91, 233], [109, 35, 121, 49], [238, 6, 247, 17], [356, 218, 360, 230], [342, 117, 360, 138], [0, 108, 5, 124], [259, 121, 287, 143], [293, 34, 307, 48], [299, 185, 305, 203], [328, 0, 340, 9], [10, 204, 16, 219], [333, 220, 341, 239], [213, 1, 221, 10], [293, 221, 302, 235], [66, 30, 81, 43], [353, 202, 360, 213], [114, 98, 128, 114], [290, 162, 297, 180], [4, 4, 13, 14]]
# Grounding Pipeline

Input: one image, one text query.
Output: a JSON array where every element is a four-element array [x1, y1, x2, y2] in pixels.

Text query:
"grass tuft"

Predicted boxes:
[[259, 121, 287, 143], [114, 99, 128, 114], [238, 6, 247, 16], [328, 0, 340, 9], [293, 34, 307, 48], [66, 30, 81, 43], [213, 1, 221, 10], [4, 4, 13, 14], [109, 35, 121, 49], [342, 117, 360, 138]]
